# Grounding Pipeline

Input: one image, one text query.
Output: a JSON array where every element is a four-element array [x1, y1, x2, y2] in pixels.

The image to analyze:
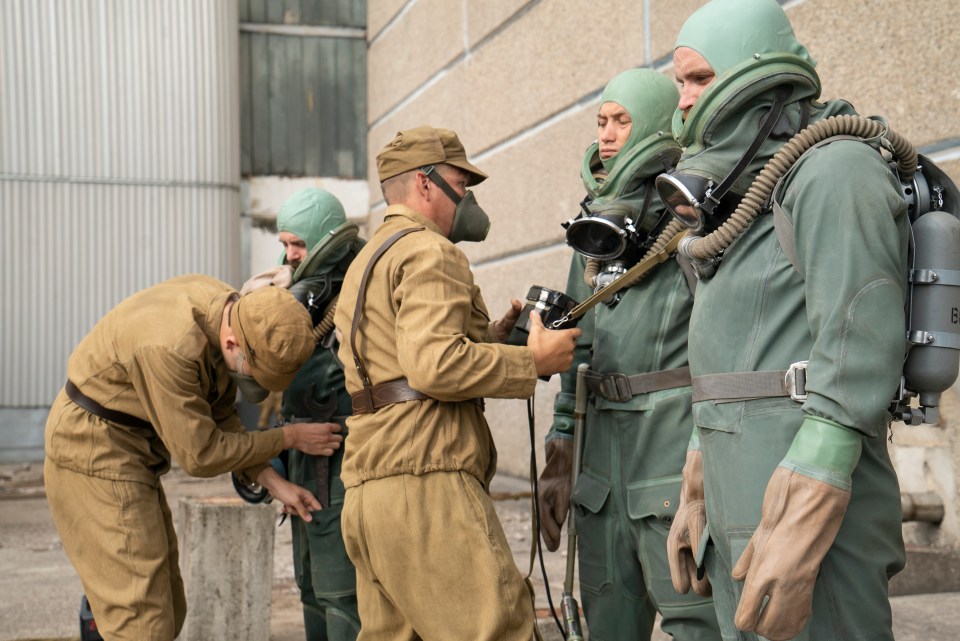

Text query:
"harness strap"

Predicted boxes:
[[583, 366, 691, 403], [347, 226, 485, 415], [691, 361, 808, 403], [349, 227, 424, 390], [771, 134, 864, 276]]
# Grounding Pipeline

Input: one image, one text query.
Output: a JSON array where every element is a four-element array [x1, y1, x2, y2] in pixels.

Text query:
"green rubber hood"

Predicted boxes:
[[581, 133, 681, 201], [672, 0, 821, 151], [598, 68, 680, 173], [276, 188, 358, 279]]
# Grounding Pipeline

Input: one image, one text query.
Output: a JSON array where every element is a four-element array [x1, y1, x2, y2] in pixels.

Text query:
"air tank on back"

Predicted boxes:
[[900, 155, 960, 424]]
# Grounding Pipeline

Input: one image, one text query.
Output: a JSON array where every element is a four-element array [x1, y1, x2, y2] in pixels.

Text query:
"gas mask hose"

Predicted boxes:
[[584, 219, 688, 289], [680, 114, 916, 262], [583, 259, 601, 288], [311, 295, 339, 342]]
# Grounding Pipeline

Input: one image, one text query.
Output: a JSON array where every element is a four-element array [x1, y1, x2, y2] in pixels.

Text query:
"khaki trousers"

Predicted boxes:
[[342, 471, 534, 641], [44, 459, 186, 641]]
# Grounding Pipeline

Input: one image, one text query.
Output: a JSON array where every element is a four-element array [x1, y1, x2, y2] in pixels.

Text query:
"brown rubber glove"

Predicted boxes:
[[732, 466, 851, 640], [667, 447, 712, 596], [538, 437, 574, 552]]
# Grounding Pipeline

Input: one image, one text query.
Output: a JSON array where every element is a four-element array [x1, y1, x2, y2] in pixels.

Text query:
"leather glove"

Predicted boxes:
[[667, 439, 712, 597], [538, 436, 574, 552], [240, 264, 294, 294], [732, 416, 861, 641]]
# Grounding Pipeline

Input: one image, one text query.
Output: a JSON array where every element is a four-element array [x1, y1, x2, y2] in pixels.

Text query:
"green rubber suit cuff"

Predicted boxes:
[[687, 425, 701, 452], [549, 392, 577, 437], [780, 416, 863, 491]]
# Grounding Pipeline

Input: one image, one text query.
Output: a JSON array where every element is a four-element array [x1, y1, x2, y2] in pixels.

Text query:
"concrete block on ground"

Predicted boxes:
[[891, 547, 960, 597], [179, 496, 277, 641]]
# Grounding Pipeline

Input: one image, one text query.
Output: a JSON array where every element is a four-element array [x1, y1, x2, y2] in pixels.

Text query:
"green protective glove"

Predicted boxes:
[[667, 429, 712, 596], [549, 391, 577, 437], [538, 434, 574, 552], [732, 416, 862, 641]]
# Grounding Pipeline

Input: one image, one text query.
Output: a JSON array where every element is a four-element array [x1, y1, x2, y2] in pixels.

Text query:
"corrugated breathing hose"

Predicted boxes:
[[678, 114, 916, 261]]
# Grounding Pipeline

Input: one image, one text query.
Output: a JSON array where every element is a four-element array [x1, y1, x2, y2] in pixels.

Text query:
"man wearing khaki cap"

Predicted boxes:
[[44, 274, 344, 641], [334, 125, 581, 640]]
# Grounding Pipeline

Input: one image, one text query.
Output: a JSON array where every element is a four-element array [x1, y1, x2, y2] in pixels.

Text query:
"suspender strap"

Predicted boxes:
[[349, 227, 424, 390], [348, 226, 478, 415], [583, 366, 691, 403], [771, 134, 864, 277], [65, 380, 152, 429], [691, 361, 809, 403]]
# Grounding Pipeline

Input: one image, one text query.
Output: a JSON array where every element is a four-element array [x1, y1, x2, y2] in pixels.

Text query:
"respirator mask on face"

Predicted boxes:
[[564, 186, 665, 264], [422, 165, 491, 243], [229, 351, 270, 404], [656, 85, 791, 233]]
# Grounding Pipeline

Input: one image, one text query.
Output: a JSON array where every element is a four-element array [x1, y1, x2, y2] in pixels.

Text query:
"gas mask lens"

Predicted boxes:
[[564, 201, 634, 260], [655, 173, 713, 232]]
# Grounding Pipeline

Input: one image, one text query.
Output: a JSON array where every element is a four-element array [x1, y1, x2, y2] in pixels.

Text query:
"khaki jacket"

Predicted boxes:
[[45, 275, 286, 486], [334, 206, 537, 488]]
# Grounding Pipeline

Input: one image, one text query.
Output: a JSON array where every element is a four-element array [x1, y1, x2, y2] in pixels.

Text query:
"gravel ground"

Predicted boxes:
[[2, 462, 957, 641]]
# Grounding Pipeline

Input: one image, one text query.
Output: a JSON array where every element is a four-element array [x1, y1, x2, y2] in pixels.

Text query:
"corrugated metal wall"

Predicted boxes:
[[0, 0, 242, 406], [238, 0, 367, 178]]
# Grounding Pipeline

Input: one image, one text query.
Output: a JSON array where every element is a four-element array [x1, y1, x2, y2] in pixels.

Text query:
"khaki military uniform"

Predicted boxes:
[[334, 206, 538, 641], [44, 275, 287, 641]]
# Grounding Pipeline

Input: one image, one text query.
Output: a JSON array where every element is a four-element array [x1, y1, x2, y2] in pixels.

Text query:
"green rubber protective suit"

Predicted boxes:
[[673, 1, 907, 639], [549, 68, 721, 641], [277, 188, 362, 641]]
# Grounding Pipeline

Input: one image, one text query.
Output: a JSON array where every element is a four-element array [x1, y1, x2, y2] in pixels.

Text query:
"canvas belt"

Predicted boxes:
[[691, 360, 809, 403], [583, 366, 691, 403], [349, 227, 484, 415], [65, 380, 152, 429]]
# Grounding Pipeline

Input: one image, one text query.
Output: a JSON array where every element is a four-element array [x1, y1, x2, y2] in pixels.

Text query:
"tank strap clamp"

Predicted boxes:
[[910, 268, 960, 287]]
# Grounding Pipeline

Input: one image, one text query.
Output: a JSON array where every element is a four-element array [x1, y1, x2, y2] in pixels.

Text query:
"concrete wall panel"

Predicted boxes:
[[787, 0, 959, 148], [649, 0, 707, 64], [452, 0, 645, 152], [367, 0, 465, 122], [465, 0, 530, 46], [461, 106, 596, 264], [368, 0, 408, 40]]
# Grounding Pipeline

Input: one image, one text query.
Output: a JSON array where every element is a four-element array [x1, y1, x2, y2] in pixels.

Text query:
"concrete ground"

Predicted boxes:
[[0, 462, 958, 641]]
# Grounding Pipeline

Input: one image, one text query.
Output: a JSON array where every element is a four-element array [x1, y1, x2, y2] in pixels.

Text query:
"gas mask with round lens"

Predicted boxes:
[[655, 172, 745, 234], [564, 180, 666, 267], [658, 85, 793, 235], [565, 200, 644, 262]]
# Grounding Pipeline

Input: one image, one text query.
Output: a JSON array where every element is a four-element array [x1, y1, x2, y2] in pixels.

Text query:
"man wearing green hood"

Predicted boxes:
[[662, 1, 907, 640], [244, 188, 364, 640], [539, 68, 720, 640]]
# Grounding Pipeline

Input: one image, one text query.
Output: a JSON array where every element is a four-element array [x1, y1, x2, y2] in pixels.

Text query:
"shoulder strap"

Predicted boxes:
[[771, 134, 865, 278], [350, 227, 425, 390]]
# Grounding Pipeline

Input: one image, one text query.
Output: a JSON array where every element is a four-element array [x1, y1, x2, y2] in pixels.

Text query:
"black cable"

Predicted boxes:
[[528, 395, 566, 638]]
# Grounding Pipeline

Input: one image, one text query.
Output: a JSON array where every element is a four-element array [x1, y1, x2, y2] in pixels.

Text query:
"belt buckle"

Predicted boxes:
[[784, 361, 809, 402], [601, 373, 633, 403]]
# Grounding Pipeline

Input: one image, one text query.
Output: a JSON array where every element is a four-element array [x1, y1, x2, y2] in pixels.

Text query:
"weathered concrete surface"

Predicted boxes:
[[179, 497, 276, 641]]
